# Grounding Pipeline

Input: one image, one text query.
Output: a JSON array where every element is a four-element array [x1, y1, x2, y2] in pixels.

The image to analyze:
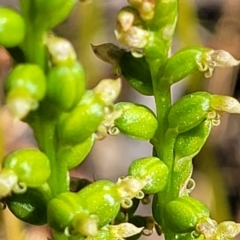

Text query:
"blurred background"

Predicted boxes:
[[0, 0, 240, 239]]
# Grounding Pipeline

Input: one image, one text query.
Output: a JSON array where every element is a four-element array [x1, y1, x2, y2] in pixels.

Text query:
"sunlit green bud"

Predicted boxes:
[[168, 92, 212, 133], [128, 157, 169, 194], [3, 149, 51, 187], [47, 192, 85, 233], [46, 62, 85, 111], [6, 64, 46, 101], [77, 180, 121, 228], [114, 102, 158, 140], [45, 34, 77, 66], [165, 196, 210, 233], [33, 0, 77, 29], [0, 7, 25, 47], [93, 78, 121, 106], [57, 91, 104, 145], [162, 46, 207, 84]]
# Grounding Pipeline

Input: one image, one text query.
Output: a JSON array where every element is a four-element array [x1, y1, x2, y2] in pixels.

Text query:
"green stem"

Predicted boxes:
[[19, 0, 47, 69], [150, 58, 171, 160], [29, 112, 69, 197]]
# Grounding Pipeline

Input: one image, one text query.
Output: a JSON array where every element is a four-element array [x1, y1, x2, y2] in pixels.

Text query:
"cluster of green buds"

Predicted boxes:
[[47, 177, 147, 238], [1, 0, 240, 240], [93, 0, 240, 240]]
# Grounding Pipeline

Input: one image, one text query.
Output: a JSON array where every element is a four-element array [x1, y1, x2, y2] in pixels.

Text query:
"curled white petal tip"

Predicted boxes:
[[211, 95, 240, 114], [210, 50, 240, 67], [109, 222, 144, 238], [93, 78, 122, 106]]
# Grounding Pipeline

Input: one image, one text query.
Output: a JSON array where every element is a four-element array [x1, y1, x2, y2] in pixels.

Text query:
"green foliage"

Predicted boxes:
[[1, 1, 240, 240]]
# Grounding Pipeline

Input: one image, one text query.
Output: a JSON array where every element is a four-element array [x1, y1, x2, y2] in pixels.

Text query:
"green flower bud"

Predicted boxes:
[[162, 47, 207, 84], [5, 188, 47, 225], [165, 196, 210, 233], [128, 157, 169, 194], [175, 120, 212, 159], [6, 64, 46, 101], [119, 51, 153, 95], [58, 135, 95, 170], [0, 7, 25, 47], [47, 192, 84, 233], [114, 102, 158, 140], [3, 149, 50, 187], [47, 62, 85, 111], [77, 180, 121, 228], [33, 0, 77, 29], [168, 92, 212, 133], [57, 90, 104, 145]]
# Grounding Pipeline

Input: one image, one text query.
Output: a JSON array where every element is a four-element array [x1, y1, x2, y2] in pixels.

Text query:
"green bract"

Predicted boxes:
[[77, 180, 121, 228], [47, 62, 85, 111], [57, 90, 104, 145], [5, 188, 47, 225], [58, 135, 95, 170], [175, 120, 212, 159], [0, 7, 25, 47], [5, 64, 46, 101], [119, 52, 153, 95], [114, 102, 158, 140], [165, 196, 210, 233], [128, 157, 169, 194], [3, 148, 50, 187], [168, 92, 212, 133]]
